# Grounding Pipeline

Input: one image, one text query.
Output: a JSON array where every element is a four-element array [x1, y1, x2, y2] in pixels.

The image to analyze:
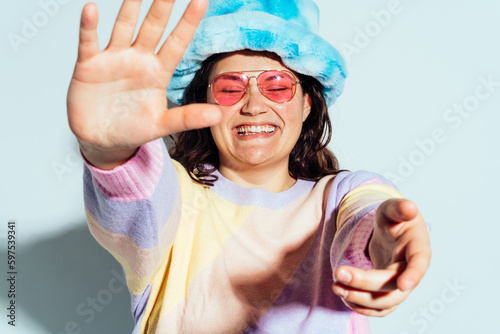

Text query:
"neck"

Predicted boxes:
[[218, 161, 296, 193]]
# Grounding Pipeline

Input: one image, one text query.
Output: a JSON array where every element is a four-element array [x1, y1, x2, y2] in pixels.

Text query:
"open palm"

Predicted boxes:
[[67, 0, 221, 167]]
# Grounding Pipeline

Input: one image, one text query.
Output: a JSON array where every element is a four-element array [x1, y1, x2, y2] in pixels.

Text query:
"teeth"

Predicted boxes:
[[237, 125, 276, 135]]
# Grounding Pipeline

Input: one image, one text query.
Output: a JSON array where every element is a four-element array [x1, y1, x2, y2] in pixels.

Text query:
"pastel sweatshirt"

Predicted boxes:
[[82, 138, 403, 334]]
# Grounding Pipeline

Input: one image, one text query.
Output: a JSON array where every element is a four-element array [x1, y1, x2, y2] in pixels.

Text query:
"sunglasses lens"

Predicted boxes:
[[211, 70, 297, 105], [212, 73, 248, 106], [258, 71, 295, 103]]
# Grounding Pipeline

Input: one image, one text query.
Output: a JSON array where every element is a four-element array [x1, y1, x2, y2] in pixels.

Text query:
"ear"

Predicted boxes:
[[302, 93, 312, 122]]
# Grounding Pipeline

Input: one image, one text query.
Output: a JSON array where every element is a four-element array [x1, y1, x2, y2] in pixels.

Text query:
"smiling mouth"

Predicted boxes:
[[236, 125, 276, 136]]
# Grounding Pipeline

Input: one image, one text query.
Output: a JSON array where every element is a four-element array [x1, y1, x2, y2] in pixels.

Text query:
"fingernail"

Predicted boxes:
[[337, 269, 352, 284], [333, 285, 348, 298]]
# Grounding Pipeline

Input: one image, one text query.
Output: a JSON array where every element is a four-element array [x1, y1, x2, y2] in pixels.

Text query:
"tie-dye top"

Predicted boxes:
[[82, 138, 403, 334]]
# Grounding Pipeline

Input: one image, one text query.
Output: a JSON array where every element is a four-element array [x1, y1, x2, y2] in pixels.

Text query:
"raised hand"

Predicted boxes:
[[67, 0, 221, 169], [332, 199, 431, 317]]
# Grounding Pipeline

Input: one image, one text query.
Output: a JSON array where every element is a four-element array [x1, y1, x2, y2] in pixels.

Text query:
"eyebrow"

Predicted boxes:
[[262, 74, 280, 83], [220, 74, 246, 81]]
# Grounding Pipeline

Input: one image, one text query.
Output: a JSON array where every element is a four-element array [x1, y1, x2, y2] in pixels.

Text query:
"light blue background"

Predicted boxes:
[[1, 0, 498, 333]]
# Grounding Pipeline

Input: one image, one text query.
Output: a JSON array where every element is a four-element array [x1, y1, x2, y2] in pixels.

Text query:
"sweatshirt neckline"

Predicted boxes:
[[210, 169, 315, 209]]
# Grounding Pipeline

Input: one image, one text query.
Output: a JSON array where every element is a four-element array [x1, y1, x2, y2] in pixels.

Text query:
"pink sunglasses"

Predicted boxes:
[[208, 69, 301, 106]]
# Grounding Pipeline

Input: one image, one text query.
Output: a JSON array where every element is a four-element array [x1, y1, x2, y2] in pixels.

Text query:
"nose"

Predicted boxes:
[[241, 78, 267, 116]]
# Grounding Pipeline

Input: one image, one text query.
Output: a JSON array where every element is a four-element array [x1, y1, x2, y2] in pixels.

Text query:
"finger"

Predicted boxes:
[[332, 283, 409, 311], [134, 0, 176, 51], [155, 103, 221, 136], [334, 262, 406, 292], [397, 233, 431, 291], [342, 301, 398, 318], [107, 0, 143, 49], [377, 199, 419, 226], [78, 3, 100, 61], [157, 0, 208, 73]]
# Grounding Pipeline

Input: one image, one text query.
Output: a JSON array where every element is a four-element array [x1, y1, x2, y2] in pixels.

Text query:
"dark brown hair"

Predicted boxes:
[[169, 51, 343, 186]]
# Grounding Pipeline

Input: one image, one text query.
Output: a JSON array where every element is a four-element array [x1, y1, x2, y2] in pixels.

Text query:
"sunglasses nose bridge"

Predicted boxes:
[[246, 74, 259, 87], [240, 74, 260, 97], [239, 74, 269, 113]]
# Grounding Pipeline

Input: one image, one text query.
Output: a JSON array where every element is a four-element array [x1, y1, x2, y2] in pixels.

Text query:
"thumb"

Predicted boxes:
[[376, 199, 419, 226], [156, 103, 222, 136]]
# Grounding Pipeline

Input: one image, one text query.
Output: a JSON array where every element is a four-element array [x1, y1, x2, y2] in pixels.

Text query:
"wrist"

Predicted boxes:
[[79, 141, 139, 170]]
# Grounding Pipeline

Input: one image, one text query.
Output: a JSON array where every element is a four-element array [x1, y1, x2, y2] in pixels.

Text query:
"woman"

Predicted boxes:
[[67, 0, 431, 333]]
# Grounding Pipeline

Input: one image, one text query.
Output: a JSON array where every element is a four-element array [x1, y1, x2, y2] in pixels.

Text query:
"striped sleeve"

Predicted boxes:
[[330, 171, 404, 271], [81, 138, 183, 322]]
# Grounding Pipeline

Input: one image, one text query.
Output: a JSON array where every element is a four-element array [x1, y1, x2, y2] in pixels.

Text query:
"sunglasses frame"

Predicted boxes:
[[208, 69, 301, 106]]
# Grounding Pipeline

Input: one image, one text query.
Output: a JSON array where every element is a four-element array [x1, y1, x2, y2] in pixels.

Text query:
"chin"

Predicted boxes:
[[233, 147, 279, 166], [240, 154, 274, 166]]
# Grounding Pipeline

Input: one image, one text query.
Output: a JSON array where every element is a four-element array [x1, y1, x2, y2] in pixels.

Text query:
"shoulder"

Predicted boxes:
[[171, 159, 210, 196], [332, 170, 397, 193], [317, 171, 403, 211]]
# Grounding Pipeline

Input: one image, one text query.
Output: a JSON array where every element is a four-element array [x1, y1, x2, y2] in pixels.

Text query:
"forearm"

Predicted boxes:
[[332, 175, 404, 272], [83, 138, 181, 268]]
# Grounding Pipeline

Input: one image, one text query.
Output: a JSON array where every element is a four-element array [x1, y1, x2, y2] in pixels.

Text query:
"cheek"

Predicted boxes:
[[279, 104, 305, 125], [210, 110, 234, 141], [210, 124, 224, 142], [216, 104, 242, 125], [209, 127, 225, 155]]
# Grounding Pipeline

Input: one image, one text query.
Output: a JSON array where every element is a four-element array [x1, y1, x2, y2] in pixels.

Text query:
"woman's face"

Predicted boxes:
[[208, 53, 311, 172]]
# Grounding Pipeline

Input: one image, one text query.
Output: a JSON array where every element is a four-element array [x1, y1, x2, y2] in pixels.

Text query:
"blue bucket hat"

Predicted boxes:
[[166, 0, 347, 106]]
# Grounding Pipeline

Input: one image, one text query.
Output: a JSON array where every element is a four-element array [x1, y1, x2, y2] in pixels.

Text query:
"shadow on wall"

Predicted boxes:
[[0, 222, 134, 333]]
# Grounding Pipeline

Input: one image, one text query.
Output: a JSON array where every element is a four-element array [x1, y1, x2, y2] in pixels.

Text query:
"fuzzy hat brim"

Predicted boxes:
[[167, 6, 347, 106]]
